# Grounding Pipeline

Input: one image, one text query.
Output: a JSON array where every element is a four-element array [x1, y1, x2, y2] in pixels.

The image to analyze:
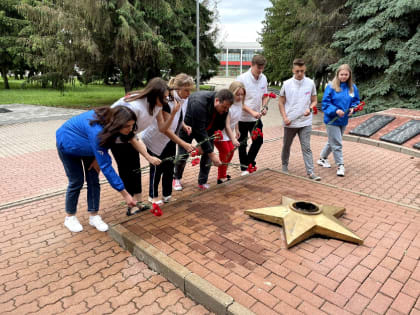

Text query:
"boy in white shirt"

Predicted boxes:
[[236, 55, 269, 175], [278, 58, 321, 181]]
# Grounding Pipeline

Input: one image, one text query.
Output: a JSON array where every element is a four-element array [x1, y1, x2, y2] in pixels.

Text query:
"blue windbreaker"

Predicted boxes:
[[56, 110, 125, 191], [322, 82, 360, 126]]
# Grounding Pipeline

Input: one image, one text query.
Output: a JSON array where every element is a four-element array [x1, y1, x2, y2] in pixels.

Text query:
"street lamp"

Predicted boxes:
[[196, 0, 200, 90]]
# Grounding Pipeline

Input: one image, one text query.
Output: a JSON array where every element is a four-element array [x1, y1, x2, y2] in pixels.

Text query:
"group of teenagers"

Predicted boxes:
[[56, 55, 360, 233]]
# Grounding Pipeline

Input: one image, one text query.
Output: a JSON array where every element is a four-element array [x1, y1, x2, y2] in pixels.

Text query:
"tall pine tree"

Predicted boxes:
[[332, 0, 420, 111]]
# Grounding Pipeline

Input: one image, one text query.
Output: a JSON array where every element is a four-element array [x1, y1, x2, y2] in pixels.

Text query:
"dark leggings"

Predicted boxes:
[[238, 120, 263, 170], [111, 142, 142, 195], [148, 141, 176, 198]]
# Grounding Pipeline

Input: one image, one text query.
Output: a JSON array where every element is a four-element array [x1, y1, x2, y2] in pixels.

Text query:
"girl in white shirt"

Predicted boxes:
[[215, 81, 245, 184], [141, 74, 194, 204], [111, 77, 182, 215]]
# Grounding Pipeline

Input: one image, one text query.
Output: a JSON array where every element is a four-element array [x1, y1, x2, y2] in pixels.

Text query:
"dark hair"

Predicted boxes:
[[124, 77, 169, 115], [293, 58, 305, 67], [251, 55, 267, 66], [215, 89, 234, 105], [90, 106, 137, 147]]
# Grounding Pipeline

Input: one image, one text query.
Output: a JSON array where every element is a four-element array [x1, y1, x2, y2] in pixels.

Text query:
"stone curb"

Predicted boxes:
[[108, 224, 255, 315], [311, 130, 420, 158]]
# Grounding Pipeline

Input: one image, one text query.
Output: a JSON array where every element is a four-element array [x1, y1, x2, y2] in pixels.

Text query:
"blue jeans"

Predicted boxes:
[[57, 146, 100, 215]]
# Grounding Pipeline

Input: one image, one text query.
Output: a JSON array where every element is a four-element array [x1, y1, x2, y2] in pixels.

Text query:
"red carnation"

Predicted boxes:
[[191, 149, 198, 157], [191, 158, 200, 166], [269, 92, 277, 98], [247, 164, 257, 173], [214, 130, 223, 141], [251, 134, 258, 141], [312, 106, 318, 115], [150, 203, 163, 217]]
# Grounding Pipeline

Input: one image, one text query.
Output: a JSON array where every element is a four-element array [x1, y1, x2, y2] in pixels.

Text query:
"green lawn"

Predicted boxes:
[[0, 79, 214, 108], [0, 79, 126, 109]]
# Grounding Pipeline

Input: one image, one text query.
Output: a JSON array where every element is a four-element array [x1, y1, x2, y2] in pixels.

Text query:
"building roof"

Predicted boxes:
[[220, 41, 262, 50]]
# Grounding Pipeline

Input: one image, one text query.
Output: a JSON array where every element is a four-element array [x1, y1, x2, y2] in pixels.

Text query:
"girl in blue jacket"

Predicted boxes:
[[56, 106, 138, 233], [318, 64, 360, 176]]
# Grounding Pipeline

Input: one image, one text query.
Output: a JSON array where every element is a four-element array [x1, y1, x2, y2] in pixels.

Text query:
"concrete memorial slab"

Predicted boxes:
[[108, 169, 420, 314], [349, 115, 395, 137], [380, 119, 420, 145]]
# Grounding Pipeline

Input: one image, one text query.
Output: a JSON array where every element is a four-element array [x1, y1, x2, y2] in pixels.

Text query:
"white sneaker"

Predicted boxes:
[[282, 165, 289, 174], [198, 183, 210, 190], [317, 158, 331, 168], [148, 196, 162, 204], [337, 165, 345, 177], [163, 195, 171, 203], [241, 171, 249, 176], [172, 179, 183, 191], [64, 216, 83, 233], [89, 215, 108, 232], [308, 173, 322, 181]]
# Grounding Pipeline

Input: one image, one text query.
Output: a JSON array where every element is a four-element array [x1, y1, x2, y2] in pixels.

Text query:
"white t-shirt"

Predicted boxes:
[[111, 96, 160, 133], [141, 92, 187, 156], [237, 69, 268, 122], [222, 101, 243, 141], [279, 76, 317, 128]]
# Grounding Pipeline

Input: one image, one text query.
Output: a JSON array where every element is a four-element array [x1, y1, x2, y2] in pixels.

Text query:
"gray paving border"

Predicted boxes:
[[312, 130, 420, 158], [108, 223, 255, 315]]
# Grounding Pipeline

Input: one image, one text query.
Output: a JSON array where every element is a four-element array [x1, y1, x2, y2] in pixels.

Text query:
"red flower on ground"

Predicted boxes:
[[247, 163, 257, 173], [191, 158, 200, 166], [150, 203, 163, 217]]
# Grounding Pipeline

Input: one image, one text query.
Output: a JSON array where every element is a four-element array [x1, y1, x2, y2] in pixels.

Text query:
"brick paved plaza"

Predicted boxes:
[[0, 104, 419, 314]]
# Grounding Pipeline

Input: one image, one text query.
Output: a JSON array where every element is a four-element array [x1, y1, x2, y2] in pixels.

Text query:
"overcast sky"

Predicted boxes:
[[216, 0, 272, 43]]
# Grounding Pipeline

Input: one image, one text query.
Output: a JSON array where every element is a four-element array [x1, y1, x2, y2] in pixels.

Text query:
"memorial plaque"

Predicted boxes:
[[413, 142, 420, 150], [349, 115, 395, 137], [380, 120, 420, 145]]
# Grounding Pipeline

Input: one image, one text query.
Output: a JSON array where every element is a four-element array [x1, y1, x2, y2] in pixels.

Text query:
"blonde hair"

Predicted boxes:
[[168, 73, 194, 90], [228, 81, 246, 105], [332, 64, 354, 93]]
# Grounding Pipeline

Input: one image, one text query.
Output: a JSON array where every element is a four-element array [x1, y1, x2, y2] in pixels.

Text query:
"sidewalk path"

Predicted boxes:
[[0, 103, 418, 314]]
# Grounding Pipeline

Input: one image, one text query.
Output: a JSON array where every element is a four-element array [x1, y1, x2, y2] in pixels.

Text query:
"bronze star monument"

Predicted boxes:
[[245, 196, 363, 248]]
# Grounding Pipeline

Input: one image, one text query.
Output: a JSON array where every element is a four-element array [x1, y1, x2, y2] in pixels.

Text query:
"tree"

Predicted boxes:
[[295, 0, 349, 90], [0, 0, 28, 89], [260, 0, 348, 88], [20, 0, 220, 92], [332, 0, 420, 111], [260, 0, 303, 83]]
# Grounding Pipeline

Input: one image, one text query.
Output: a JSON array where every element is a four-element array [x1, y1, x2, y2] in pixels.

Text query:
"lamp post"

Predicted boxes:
[[196, 0, 200, 90]]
